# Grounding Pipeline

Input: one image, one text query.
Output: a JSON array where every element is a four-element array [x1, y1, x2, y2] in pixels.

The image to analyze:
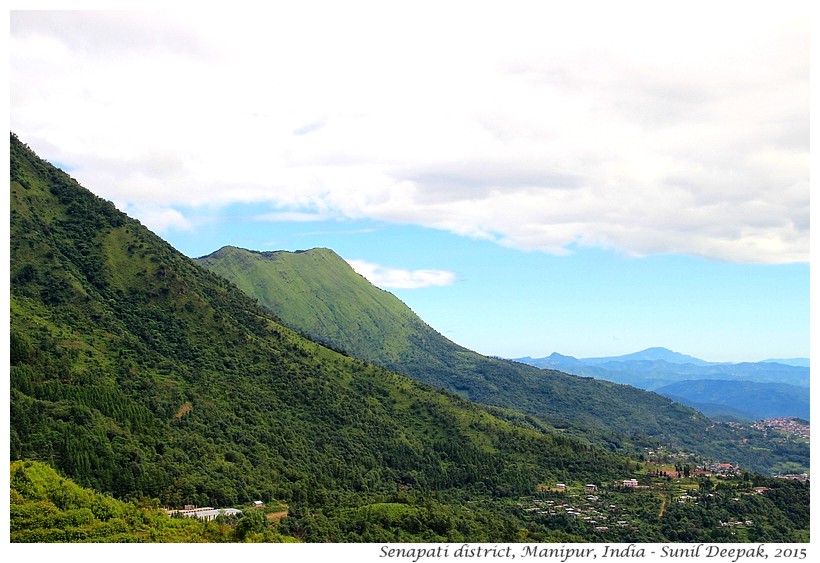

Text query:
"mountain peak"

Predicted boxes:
[[582, 347, 712, 366], [198, 245, 341, 260]]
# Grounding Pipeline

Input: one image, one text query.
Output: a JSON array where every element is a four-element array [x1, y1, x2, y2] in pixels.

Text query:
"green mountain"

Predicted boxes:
[[9, 133, 809, 542], [10, 132, 638, 542], [195, 247, 693, 439], [195, 247, 810, 474], [196, 246, 428, 367]]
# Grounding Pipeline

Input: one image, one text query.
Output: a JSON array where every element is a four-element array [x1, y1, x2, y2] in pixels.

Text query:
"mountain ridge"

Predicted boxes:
[[516, 350, 810, 421], [579, 347, 718, 366], [520, 348, 809, 369], [197, 246, 708, 441], [195, 244, 809, 473], [655, 379, 810, 421]]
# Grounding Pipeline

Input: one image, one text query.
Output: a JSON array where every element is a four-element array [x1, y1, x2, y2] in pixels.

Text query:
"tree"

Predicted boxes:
[[235, 510, 266, 540]]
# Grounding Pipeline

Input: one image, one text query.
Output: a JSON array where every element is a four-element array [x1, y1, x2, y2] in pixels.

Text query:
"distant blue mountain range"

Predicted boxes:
[[578, 347, 718, 366], [761, 358, 811, 368], [515, 347, 810, 422]]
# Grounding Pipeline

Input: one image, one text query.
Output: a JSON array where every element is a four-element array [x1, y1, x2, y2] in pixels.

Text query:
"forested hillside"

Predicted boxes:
[[196, 247, 808, 473], [196, 247, 702, 444], [9, 132, 633, 540]]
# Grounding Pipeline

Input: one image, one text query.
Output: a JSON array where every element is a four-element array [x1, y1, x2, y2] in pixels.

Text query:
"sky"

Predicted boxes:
[[7, 2, 811, 362]]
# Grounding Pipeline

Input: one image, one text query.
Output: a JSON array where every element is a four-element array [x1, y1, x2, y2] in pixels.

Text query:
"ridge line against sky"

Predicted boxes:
[[7, 2, 811, 362]]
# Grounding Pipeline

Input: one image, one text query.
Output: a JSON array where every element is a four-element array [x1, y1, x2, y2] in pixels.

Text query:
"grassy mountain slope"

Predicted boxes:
[[10, 133, 641, 541], [196, 246, 427, 366], [195, 247, 781, 468], [196, 247, 700, 442]]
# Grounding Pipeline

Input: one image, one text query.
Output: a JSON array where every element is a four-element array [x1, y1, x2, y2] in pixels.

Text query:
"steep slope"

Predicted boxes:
[[196, 245, 429, 366], [10, 133, 636, 541], [195, 246, 761, 463]]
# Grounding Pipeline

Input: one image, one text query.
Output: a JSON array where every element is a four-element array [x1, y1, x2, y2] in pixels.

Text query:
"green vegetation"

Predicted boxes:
[[8, 132, 809, 542], [196, 246, 808, 474], [195, 247, 696, 443], [12, 460, 808, 543], [9, 132, 628, 540], [196, 246, 423, 366], [10, 460, 295, 542]]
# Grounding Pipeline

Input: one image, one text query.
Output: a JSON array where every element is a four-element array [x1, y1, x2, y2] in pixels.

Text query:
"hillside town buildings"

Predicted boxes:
[[165, 506, 243, 521], [751, 417, 809, 438]]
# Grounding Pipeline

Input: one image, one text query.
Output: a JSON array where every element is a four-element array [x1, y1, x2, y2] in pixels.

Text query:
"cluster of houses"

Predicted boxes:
[[701, 462, 741, 476], [552, 483, 600, 492], [720, 519, 754, 528], [552, 479, 645, 492], [549, 458, 771, 496], [165, 505, 244, 521], [532, 477, 779, 535], [165, 501, 264, 521], [524, 495, 637, 534], [774, 472, 809, 481], [750, 417, 809, 438]]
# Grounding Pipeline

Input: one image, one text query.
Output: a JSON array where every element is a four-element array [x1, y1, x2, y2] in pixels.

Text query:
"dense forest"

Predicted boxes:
[[9, 132, 809, 542]]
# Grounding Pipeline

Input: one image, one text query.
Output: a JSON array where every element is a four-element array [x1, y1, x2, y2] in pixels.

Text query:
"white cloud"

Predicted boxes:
[[120, 203, 192, 233], [346, 259, 458, 289], [9, 3, 809, 264], [251, 211, 333, 223]]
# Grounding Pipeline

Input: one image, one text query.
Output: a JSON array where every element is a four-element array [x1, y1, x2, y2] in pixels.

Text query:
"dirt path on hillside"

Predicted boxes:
[[267, 510, 289, 522], [658, 493, 668, 518]]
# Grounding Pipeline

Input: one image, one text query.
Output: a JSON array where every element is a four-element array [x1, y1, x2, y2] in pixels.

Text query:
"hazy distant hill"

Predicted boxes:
[[653, 398, 757, 423], [656, 380, 810, 421], [762, 358, 811, 368], [196, 246, 808, 472], [516, 349, 810, 421], [580, 347, 717, 366]]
